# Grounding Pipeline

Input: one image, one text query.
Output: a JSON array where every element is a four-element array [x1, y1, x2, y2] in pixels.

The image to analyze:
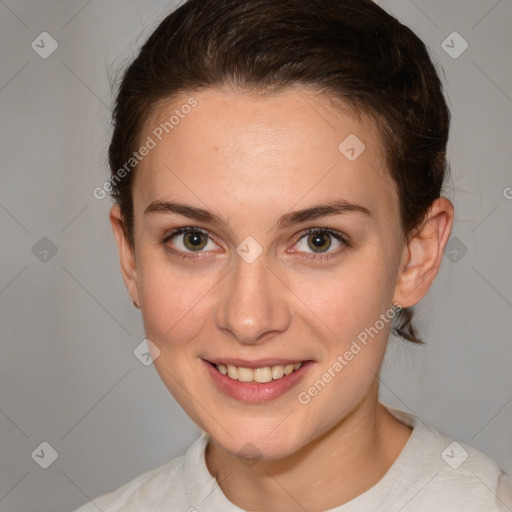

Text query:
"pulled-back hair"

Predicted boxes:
[[108, 0, 451, 343]]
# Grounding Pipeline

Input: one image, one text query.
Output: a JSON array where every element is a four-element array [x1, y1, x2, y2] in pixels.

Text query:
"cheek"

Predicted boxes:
[[293, 264, 394, 429], [137, 258, 218, 347], [292, 255, 395, 345]]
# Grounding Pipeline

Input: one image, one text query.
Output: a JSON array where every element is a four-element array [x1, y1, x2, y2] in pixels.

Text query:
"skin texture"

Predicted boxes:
[[110, 86, 454, 511]]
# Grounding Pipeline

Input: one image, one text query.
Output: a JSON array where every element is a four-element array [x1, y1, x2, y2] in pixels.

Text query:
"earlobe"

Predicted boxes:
[[393, 197, 454, 308], [109, 205, 141, 308]]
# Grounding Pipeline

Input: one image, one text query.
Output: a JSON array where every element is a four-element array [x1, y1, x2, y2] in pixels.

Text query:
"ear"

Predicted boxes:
[[109, 205, 141, 308], [393, 197, 454, 308]]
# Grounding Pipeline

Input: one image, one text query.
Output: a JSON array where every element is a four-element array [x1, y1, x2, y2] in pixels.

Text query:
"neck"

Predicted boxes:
[[204, 380, 412, 512]]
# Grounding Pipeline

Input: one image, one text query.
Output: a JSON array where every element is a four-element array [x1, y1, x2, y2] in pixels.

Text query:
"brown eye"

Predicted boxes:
[[163, 227, 218, 255], [182, 231, 208, 251], [293, 228, 348, 259], [307, 232, 332, 253]]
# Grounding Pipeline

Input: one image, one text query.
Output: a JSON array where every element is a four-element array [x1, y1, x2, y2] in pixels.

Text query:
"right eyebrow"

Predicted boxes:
[[144, 201, 231, 231]]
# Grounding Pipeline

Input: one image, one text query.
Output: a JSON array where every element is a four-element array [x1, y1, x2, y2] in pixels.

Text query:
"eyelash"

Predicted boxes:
[[160, 226, 350, 263]]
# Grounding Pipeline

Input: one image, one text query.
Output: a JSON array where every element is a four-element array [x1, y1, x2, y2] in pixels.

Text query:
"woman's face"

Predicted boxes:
[[122, 87, 408, 458]]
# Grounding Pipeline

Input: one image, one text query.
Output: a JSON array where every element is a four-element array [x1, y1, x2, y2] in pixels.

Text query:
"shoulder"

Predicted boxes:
[[386, 406, 504, 511], [71, 435, 206, 512], [420, 440, 503, 510]]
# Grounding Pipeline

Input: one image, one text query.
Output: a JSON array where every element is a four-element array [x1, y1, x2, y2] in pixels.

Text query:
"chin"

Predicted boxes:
[[207, 421, 310, 462]]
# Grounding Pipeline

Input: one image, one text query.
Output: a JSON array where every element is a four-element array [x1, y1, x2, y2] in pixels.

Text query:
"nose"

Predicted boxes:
[[215, 256, 291, 345]]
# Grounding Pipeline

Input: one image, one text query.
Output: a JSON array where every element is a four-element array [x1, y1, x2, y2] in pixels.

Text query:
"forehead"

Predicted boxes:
[[133, 86, 398, 227]]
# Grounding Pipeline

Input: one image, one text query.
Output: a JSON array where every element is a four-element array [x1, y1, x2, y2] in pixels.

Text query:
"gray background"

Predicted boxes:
[[0, 1, 511, 511]]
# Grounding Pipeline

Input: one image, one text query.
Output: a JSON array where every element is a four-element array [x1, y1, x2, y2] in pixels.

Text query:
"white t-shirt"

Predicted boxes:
[[73, 405, 509, 511]]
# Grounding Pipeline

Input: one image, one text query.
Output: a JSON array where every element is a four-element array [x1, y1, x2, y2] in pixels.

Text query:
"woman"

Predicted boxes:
[[74, 0, 509, 510]]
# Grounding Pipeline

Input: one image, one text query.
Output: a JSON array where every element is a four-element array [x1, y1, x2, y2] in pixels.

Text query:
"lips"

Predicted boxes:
[[203, 358, 313, 403]]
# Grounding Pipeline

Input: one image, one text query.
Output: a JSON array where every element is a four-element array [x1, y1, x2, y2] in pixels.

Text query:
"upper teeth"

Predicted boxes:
[[215, 363, 303, 383]]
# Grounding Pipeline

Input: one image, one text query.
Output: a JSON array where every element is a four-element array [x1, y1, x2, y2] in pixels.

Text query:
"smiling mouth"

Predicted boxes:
[[208, 361, 304, 383]]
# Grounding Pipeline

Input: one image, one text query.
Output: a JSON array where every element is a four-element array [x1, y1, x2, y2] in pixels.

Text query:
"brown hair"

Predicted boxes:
[[108, 0, 451, 343]]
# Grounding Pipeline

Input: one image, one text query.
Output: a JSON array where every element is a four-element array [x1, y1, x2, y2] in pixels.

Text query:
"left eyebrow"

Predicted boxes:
[[274, 199, 372, 230]]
